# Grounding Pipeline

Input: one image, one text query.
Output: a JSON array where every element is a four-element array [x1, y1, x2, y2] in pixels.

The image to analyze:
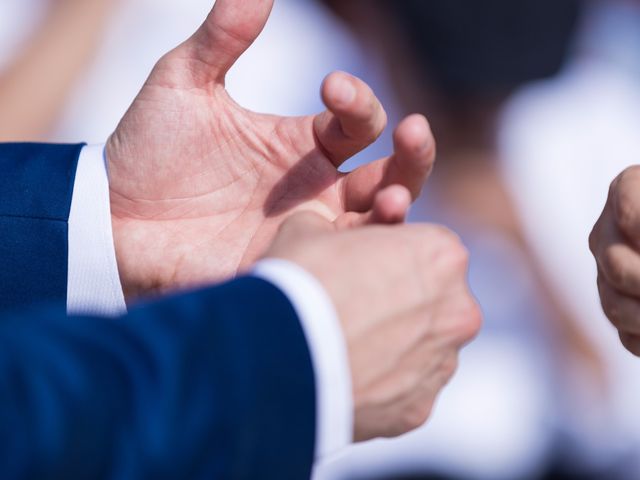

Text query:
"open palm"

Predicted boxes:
[[106, 0, 435, 299]]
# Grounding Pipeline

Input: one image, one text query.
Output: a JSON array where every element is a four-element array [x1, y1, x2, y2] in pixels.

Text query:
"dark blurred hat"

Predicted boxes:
[[389, 0, 584, 97]]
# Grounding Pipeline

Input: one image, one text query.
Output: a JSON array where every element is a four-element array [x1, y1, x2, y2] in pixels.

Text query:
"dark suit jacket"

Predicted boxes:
[[0, 144, 316, 479]]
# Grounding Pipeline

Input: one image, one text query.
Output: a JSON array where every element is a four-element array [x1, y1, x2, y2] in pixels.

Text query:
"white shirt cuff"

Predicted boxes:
[[67, 144, 127, 317], [253, 258, 353, 460]]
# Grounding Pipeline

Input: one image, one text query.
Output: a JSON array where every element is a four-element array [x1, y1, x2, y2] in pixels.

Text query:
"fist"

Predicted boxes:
[[590, 166, 640, 355], [266, 213, 481, 440]]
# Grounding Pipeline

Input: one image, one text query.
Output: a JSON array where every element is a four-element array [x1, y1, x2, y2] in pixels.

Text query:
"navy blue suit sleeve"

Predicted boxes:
[[0, 143, 83, 312], [0, 277, 316, 479]]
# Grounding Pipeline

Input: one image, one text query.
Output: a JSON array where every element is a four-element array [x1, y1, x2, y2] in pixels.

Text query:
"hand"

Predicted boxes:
[[265, 211, 481, 441], [590, 166, 640, 356], [106, 0, 435, 300]]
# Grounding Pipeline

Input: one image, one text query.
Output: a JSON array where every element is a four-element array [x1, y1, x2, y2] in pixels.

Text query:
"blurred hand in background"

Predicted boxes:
[[591, 167, 640, 356]]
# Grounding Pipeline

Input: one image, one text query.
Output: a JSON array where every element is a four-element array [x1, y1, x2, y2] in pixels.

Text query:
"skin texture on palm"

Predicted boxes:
[[106, 0, 436, 300]]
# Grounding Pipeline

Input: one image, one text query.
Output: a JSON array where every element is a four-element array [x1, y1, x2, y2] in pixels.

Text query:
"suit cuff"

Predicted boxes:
[[253, 258, 353, 460], [67, 144, 127, 316]]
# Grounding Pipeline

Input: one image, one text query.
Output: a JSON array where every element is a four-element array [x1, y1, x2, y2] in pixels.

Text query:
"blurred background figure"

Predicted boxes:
[[500, 0, 640, 475], [314, 0, 640, 479], [0, 0, 387, 155], [3, 0, 640, 479]]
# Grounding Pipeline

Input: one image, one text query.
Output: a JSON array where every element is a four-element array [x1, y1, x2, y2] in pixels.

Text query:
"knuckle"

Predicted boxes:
[[464, 301, 483, 338], [440, 354, 459, 381], [448, 242, 470, 271], [600, 292, 620, 325], [401, 401, 434, 433], [615, 196, 637, 234], [617, 166, 640, 186], [588, 224, 600, 255], [596, 275, 616, 318], [617, 165, 640, 187], [620, 332, 640, 357], [614, 167, 640, 233], [427, 226, 469, 268], [601, 245, 627, 288], [440, 226, 463, 246], [599, 286, 615, 315], [452, 299, 483, 343], [421, 224, 457, 242]]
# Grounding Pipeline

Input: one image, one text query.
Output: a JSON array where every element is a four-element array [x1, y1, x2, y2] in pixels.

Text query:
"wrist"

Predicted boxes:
[[108, 206, 185, 303], [109, 213, 137, 302], [105, 140, 148, 303]]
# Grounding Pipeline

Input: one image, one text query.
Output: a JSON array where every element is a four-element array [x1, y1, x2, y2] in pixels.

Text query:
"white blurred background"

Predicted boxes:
[[2, 1, 640, 478]]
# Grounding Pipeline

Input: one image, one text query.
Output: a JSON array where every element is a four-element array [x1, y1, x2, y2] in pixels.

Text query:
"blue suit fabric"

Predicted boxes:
[[0, 143, 316, 479]]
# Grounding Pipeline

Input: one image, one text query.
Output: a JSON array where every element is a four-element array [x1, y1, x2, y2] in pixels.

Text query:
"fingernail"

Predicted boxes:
[[334, 78, 356, 106]]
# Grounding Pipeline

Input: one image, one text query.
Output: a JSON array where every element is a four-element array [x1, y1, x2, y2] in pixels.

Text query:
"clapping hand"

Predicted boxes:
[[106, 0, 436, 299]]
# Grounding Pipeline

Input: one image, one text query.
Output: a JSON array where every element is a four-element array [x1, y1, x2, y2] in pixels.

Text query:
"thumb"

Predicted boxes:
[[177, 0, 274, 83]]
